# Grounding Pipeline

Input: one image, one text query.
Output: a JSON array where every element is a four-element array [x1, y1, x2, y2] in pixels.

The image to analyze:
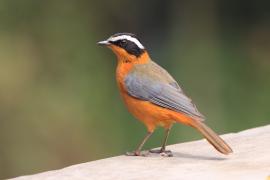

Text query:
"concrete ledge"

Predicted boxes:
[[12, 125, 270, 180]]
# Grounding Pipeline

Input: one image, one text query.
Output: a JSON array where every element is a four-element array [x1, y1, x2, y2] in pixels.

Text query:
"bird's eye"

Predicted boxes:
[[120, 40, 127, 45]]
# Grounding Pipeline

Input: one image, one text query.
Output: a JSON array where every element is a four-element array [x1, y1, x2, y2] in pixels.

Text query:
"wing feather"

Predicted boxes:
[[124, 61, 205, 120]]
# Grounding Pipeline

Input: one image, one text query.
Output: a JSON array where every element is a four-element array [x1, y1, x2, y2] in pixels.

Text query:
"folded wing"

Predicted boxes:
[[124, 61, 205, 121]]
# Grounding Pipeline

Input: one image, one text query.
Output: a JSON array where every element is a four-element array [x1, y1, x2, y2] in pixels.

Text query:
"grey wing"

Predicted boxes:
[[124, 70, 205, 121]]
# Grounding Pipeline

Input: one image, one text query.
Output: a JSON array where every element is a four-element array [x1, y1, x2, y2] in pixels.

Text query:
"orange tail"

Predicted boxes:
[[173, 113, 233, 155]]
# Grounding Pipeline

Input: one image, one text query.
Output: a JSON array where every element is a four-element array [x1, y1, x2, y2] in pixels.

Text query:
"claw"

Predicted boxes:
[[125, 151, 149, 156], [149, 149, 173, 157]]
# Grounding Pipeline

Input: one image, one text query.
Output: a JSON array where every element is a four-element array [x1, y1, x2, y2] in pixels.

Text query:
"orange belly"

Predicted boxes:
[[121, 93, 176, 132], [121, 92, 194, 133], [115, 57, 194, 132]]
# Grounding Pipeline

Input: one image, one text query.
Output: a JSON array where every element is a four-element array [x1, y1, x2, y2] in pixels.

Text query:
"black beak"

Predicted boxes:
[[97, 40, 111, 46]]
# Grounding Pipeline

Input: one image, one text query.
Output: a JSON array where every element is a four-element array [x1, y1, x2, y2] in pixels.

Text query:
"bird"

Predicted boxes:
[[98, 32, 233, 156]]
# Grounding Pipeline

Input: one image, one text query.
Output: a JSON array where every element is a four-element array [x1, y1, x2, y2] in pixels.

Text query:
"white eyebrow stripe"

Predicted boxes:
[[108, 35, 145, 49]]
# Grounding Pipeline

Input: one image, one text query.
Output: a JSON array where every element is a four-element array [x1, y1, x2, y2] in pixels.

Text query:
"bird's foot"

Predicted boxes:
[[125, 150, 149, 157], [149, 149, 173, 157]]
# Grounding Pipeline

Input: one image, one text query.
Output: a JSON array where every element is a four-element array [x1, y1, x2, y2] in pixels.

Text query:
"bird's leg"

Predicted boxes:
[[126, 131, 153, 156], [150, 128, 173, 156]]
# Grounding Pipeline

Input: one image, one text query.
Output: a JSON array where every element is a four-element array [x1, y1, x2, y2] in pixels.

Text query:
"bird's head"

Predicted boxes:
[[98, 33, 149, 63]]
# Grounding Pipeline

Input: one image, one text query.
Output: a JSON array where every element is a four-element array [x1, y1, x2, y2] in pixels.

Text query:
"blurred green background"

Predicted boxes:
[[0, 0, 269, 179]]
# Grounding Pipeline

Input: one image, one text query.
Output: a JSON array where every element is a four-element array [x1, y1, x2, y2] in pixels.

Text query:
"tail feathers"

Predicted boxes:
[[190, 120, 233, 155]]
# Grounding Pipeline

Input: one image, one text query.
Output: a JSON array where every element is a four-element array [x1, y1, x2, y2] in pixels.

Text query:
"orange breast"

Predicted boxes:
[[115, 61, 175, 132], [115, 51, 193, 132]]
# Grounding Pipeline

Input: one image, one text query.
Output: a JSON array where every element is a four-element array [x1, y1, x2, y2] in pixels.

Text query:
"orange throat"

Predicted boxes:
[[110, 45, 150, 87]]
